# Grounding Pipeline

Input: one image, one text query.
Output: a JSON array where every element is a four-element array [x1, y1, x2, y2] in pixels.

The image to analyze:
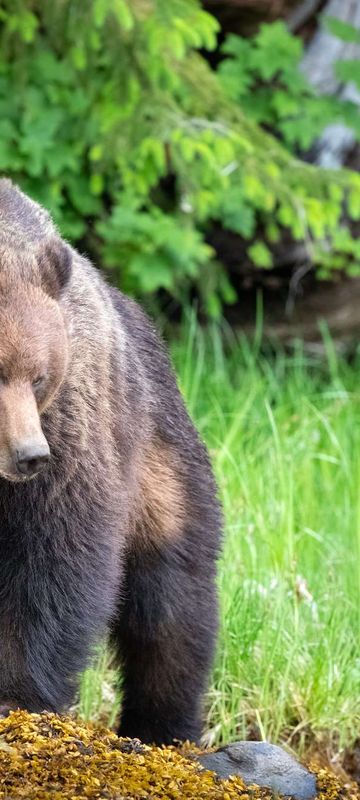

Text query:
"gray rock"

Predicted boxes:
[[198, 741, 317, 800]]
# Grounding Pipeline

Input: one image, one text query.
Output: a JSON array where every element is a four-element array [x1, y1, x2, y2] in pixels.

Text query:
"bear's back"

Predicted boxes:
[[0, 179, 55, 250]]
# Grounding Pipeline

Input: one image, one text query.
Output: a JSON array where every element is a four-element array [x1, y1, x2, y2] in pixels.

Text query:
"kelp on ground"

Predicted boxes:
[[0, 710, 357, 799]]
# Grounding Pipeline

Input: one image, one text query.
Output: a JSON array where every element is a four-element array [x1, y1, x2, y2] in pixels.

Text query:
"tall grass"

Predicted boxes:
[[80, 322, 360, 756]]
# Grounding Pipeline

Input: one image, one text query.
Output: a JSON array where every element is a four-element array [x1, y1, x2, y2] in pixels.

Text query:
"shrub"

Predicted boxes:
[[1, 1, 360, 314]]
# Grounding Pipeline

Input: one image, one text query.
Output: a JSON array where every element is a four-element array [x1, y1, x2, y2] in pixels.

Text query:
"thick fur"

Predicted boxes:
[[0, 179, 222, 744]]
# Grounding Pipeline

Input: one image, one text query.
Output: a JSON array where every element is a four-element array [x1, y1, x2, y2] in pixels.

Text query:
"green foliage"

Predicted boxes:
[[1, 2, 360, 313], [219, 21, 360, 151], [324, 16, 360, 45], [335, 60, 360, 90], [97, 205, 213, 295]]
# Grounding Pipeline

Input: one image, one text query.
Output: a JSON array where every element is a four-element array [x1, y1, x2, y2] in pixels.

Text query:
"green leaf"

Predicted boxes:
[[206, 291, 222, 319], [248, 241, 273, 268], [70, 45, 87, 71], [348, 179, 360, 222], [324, 16, 360, 44], [113, 0, 134, 31], [253, 21, 303, 80], [220, 188, 256, 238], [18, 10, 38, 42], [130, 253, 173, 292], [89, 144, 103, 162], [90, 174, 104, 195], [335, 60, 360, 89], [93, 0, 109, 27], [266, 223, 280, 244]]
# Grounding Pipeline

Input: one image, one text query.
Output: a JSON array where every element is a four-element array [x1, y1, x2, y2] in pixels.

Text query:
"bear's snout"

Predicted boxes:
[[15, 441, 50, 478], [0, 380, 52, 481]]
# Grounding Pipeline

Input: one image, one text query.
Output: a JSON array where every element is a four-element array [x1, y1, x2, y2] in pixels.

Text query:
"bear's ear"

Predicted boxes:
[[37, 238, 72, 299]]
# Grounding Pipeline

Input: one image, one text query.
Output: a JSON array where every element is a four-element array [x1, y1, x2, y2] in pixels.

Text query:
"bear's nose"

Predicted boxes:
[[15, 444, 50, 477]]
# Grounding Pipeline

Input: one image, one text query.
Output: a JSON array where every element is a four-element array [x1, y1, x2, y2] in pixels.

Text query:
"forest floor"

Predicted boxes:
[[77, 321, 360, 779]]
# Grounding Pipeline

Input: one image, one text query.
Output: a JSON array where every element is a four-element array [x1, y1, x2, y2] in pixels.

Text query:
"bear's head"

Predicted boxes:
[[0, 238, 71, 482]]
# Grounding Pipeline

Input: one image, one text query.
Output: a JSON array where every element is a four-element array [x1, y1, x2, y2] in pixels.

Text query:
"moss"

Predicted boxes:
[[0, 711, 357, 799], [309, 761, 360, 800]]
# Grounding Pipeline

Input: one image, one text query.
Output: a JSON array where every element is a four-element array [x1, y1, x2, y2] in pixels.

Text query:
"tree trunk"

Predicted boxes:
[[301, 0, 360, 168], [203, 0, 306, 35]]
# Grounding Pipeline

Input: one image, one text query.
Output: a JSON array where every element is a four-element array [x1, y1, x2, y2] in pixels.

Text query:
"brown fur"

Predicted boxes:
[[0, 179, 222, 745], [135, 440, 186, 545], [0, 283, 68, 478]]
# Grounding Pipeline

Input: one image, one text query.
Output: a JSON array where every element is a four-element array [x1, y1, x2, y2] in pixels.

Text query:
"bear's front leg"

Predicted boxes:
[[112, 537, 219, 745], [0, 606, 91, 714], [0, 511, 122, 715]]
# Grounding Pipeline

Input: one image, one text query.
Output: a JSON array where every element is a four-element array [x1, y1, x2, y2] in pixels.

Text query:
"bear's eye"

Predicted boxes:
[[32, 376, 45, 390]]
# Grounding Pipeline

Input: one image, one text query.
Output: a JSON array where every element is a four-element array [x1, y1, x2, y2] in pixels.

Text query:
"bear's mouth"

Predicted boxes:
[[0, 442, 51, 483], [1, 469, 44, 484], [0, 456, 50, 483]]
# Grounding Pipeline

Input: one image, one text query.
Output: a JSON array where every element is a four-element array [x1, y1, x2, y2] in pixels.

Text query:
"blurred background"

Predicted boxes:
[[2, 0, 360, 783], [2, 0, 360, 339]]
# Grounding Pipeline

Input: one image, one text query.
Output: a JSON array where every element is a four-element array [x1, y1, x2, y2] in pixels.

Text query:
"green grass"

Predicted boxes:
[[78, 322, 360, 757]]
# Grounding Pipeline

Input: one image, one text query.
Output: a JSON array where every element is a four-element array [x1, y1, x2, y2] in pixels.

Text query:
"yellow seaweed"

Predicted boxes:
[[0, 711, 356, 799]]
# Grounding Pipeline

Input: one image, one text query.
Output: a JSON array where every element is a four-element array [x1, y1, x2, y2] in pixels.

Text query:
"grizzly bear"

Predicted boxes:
[[0, 179, 221, 745]]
